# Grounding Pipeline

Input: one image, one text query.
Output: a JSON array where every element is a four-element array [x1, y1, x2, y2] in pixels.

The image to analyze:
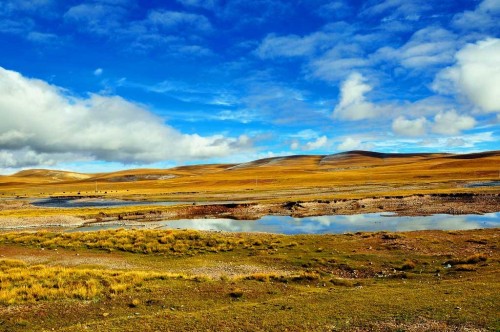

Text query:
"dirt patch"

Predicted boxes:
[[188, 261, 294, 278], [0, 215, 84, 230], [0, 245, 137, 270]]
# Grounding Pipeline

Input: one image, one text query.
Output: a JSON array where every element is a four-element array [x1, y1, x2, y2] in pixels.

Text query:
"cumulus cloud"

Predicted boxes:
[[432, 110, 476, 135], [290, 140, 299, 150], [433, 38, 500, 113], [337, 137, 373, 151], [333, 72, 378, 121], [304, 136, 328, 150], [0, 67, 251, 168], [392, 116, 427, 136]]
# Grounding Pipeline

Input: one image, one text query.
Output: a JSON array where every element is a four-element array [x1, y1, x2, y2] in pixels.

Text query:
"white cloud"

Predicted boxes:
[[290, 129, 319, 140], [392, 116, 427, 136], [308, 41, 369, 81], [337, 137, 373, 151], [304, 136, 328, 150], [433, 38, 500, 113], [0, 67, 251, 168], [432, 110, 476, 135], [418, 131, 495, 150], [147, 10, 212, 32], [316, 1, 352, 19], [255, 32, 331, 59], [360, 0, 431, 19], [26, 31, 59, 43], [176, 0, 219, 10], [64, 3, 127, 35], [452, 0, 500, 31], [374, 27, 457, 69], [333, 72, 378, 121], [93, 68, 103, 76]]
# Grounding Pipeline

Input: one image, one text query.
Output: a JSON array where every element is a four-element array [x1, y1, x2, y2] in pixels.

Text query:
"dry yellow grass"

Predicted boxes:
[[1, 151, 499, 202], [0, 228, 498, 331], [0, 258, 191, 305]]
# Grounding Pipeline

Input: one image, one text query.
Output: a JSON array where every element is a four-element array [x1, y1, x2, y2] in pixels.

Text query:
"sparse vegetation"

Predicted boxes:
[[0, 229, 283, 255], [0, 228, 497, 331], [0, 259, 190, 305], [1, 151, 499, 203], [0, 151, 498, 331]]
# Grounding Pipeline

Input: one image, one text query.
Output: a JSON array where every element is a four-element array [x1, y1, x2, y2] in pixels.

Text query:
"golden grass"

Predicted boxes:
[[1, 151, 499, 201], [0, 258, 190, 305], [0, 229, 286, 255], [0, 228, 498, 331]]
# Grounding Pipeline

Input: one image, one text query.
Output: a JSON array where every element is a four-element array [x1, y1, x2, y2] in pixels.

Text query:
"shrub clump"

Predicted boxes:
[[444, 253, 487, 266]]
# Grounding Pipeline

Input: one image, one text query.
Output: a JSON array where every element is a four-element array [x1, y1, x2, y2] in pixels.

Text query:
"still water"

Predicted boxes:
[[32, 198, 192, 208], [74, 212, 500, 235]]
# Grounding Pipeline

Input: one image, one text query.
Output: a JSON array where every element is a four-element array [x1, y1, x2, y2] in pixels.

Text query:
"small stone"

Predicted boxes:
[[102, 313, 109, 317]]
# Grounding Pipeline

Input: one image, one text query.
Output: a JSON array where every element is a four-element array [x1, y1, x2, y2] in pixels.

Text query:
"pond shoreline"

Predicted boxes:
[[79, 193, 500, 222], [1, 193, 499, 231]]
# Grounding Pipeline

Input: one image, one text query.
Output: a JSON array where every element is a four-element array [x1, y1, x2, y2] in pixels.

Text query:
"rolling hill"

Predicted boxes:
[[1, 150, 499, 200]]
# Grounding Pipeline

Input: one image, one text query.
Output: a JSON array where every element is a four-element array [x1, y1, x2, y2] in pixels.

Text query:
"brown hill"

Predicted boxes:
[[1, 150, 499, 199]]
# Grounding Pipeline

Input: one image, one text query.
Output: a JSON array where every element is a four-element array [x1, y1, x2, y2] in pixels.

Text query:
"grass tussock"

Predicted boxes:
[[444, 253, 488, 266], [0, 259, 190, 305], [0, 229, 282, 256]]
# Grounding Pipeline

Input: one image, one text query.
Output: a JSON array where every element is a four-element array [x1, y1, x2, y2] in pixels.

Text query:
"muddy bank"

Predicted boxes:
[[80, 193, 500, 225], [0, 215, 84, 230]]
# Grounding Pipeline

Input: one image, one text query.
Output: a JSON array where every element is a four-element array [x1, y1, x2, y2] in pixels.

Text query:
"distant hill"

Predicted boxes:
[[2, 151, 499, 195], [12, 169, 93, 181]]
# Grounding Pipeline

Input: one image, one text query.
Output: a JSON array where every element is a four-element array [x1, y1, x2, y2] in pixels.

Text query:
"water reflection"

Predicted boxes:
[[32, 198, 246, 208], [75, 213, 500, 234]]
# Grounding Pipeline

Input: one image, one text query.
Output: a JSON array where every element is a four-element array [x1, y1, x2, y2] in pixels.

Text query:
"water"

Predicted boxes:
[[74, 212, 500, 234], [32, 198, 248, 208], [32, 198, 194, 208], [464, 181, 500, 188]]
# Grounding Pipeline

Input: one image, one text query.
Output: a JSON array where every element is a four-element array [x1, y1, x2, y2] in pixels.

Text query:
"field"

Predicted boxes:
[[0, 228, 498, 331], [0, 150, 499, 331], [1, 151, 500, 203]]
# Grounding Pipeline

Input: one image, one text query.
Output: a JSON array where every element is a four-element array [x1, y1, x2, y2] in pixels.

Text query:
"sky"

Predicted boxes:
[[0, 0, 499, 174]]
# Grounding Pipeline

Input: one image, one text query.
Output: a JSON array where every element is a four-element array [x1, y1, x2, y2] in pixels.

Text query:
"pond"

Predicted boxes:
[[32, 198, 247, 208], [32, 198, 194, 208], [74, 212, 500, 234], [464, 180, 500, 188]]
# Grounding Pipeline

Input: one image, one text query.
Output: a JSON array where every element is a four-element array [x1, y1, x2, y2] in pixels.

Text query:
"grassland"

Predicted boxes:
[[0, 151, 499, 227], [0, 151, 499, 331], [1, 151, 499, 203], [0, 228, 498, 331]]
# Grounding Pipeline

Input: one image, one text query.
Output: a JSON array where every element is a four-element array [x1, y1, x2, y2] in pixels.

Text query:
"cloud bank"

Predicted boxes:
[[0, 67, 251, 168]]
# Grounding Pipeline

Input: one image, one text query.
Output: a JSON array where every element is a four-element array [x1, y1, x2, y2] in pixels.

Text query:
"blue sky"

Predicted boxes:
[[0, 0, 499, 173]]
